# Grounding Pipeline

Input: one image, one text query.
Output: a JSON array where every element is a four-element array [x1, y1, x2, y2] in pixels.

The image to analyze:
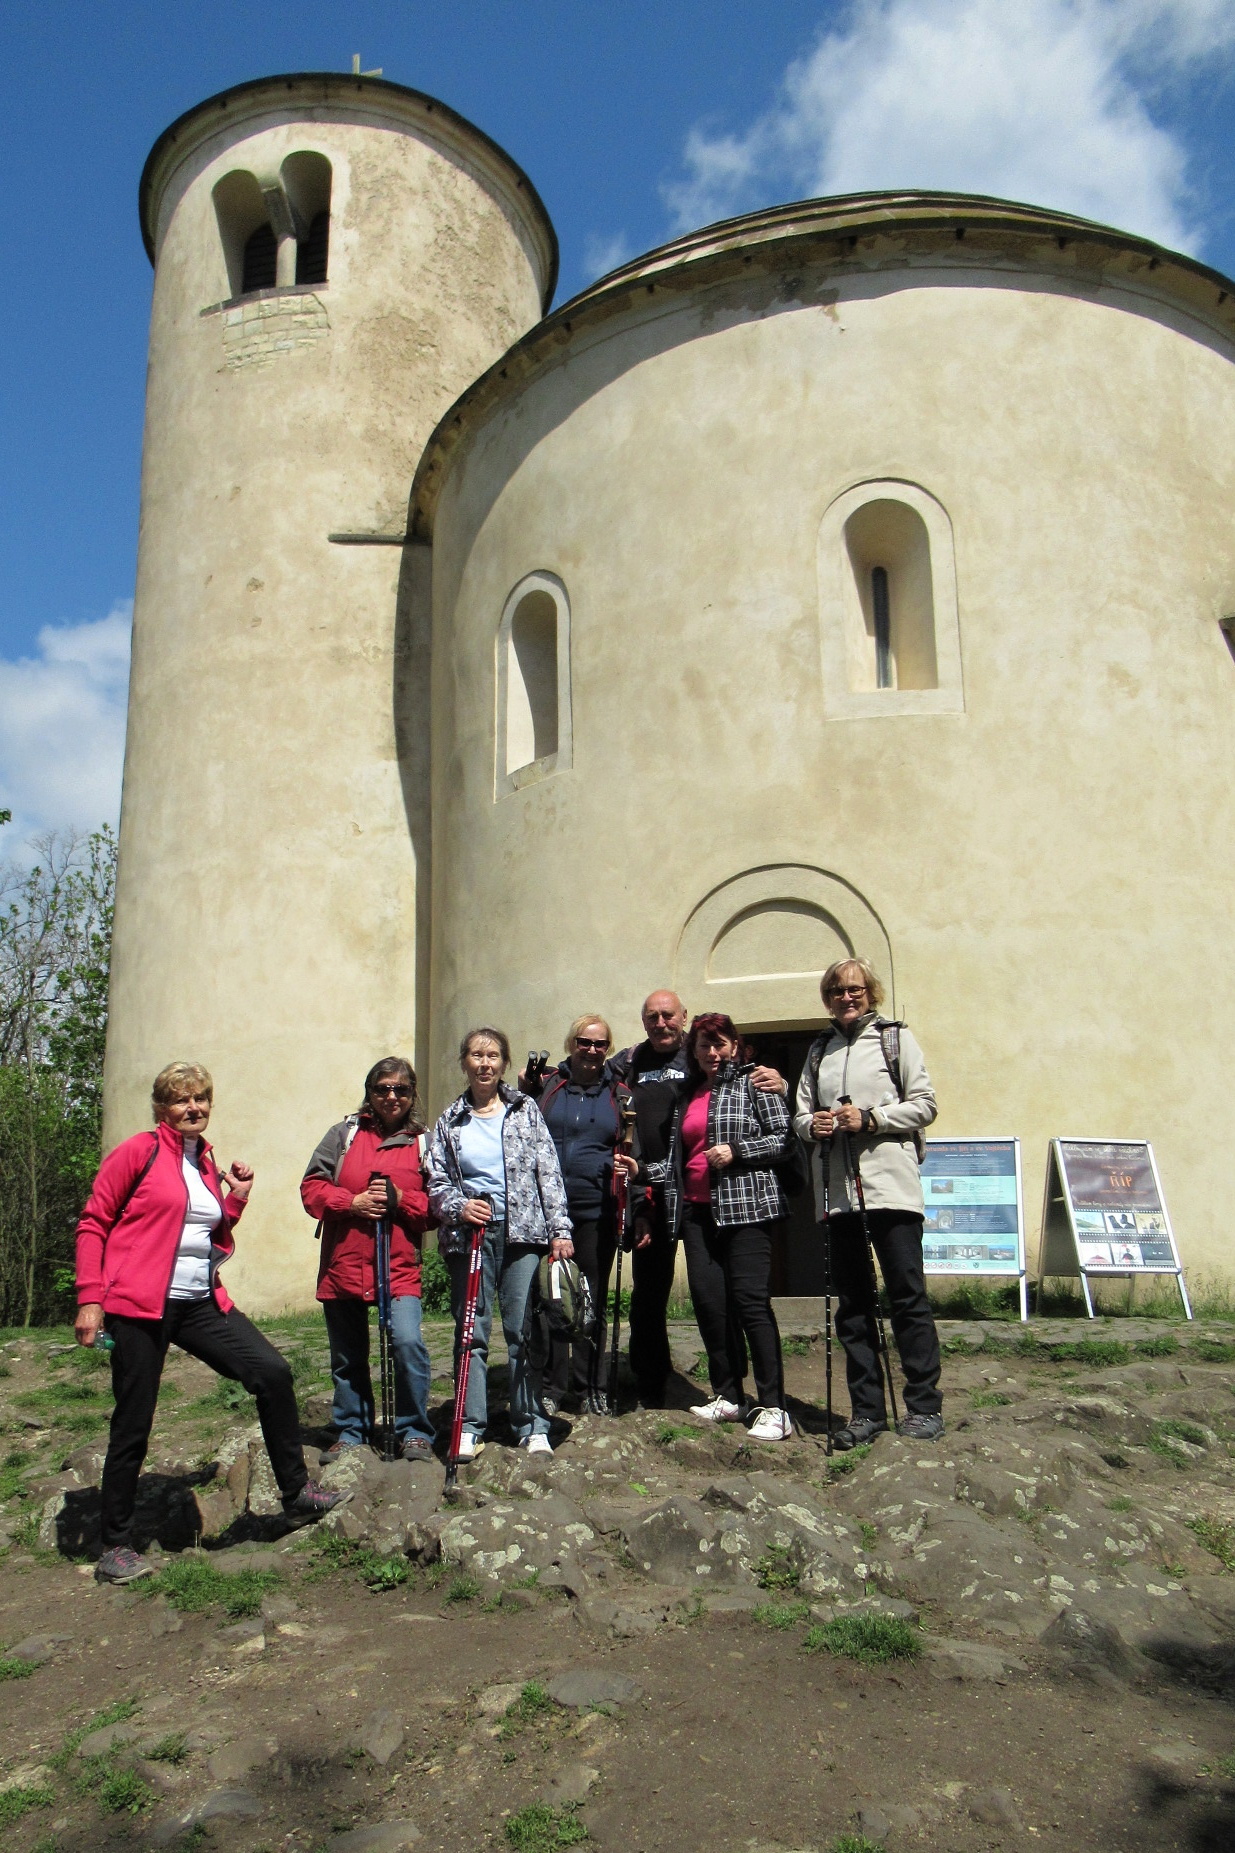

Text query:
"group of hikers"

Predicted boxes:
[[74, 957, 944, 1585]]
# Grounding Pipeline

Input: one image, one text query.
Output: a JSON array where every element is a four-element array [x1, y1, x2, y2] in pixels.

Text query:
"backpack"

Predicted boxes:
[[807, 1019, 926, 1165], [523, 1256, 596, 1372]]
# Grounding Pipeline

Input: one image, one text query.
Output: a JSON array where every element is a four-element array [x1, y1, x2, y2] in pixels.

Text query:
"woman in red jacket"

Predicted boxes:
[[75, 1061, 344, 1586], [300, 1058, 436, 1463]]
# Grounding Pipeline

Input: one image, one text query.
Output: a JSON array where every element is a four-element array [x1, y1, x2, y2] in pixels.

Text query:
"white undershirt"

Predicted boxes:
[[168, 1141, 221, 1301]]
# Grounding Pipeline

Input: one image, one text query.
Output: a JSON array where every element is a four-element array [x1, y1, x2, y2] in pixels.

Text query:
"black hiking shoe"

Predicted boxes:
[[584, 1389, 610, 1416], [897, 1411, 945, 1442], [832, 1415, 888, 1451], [95, 1546, 154, 1585], [282, 1480, 350, 1528]]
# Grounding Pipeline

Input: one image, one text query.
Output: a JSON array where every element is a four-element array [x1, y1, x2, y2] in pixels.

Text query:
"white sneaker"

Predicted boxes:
[[521, 1433, 553, 1456], [747, 1406, 792, 1442], [457, 1433, 484, 1462], [689, 1396, 743, 1424]]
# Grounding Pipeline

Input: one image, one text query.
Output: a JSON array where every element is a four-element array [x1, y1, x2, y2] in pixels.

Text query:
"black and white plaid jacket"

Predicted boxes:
[[647, 1062, 790, 1233]]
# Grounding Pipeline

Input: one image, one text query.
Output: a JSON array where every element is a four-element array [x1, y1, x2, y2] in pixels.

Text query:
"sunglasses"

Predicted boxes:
[[371, 1085, 412, 1099], [825, 986, 868, 999], [573, 1038, 609, 1051]]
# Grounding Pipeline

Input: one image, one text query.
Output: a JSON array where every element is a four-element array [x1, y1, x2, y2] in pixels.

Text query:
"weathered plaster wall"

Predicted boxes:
[[427, 259, 1235, 1288], [106, 86, 550, 1309]]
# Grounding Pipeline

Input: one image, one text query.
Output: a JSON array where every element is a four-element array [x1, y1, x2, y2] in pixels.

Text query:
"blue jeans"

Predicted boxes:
[[322, 1295, 434, 1445], [446, 1223, 548, 1442]]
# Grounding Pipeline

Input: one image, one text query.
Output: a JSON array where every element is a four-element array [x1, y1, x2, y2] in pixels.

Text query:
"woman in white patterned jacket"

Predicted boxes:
[[426, 1026, 573, 1459], [647, 1011, 792, 1443]]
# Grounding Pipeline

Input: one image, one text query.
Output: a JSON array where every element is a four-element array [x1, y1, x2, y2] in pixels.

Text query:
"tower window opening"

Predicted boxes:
[[296, 211, 330, 285], [241, 221, 277, 293], [1221, 617, 1235, 665], [872, 566, 892, 688], [507, 592, 559, 773]]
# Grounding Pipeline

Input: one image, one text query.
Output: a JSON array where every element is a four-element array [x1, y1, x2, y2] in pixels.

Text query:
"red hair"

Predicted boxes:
[[685, 1012, 752, 1079]]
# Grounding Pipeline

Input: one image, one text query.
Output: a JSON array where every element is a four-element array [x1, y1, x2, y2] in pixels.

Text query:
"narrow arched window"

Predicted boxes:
[[296, 212, 330, 285], [843, 500, 937, 691], [872, 566, 892, 688], [242, 222, 277, 293], [496, 573, 573, 795], [283, 152, 332, 286]]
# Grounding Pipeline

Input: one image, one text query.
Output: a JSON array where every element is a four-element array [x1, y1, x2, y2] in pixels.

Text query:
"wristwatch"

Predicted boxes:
[[862, 1108, 877, 1134]]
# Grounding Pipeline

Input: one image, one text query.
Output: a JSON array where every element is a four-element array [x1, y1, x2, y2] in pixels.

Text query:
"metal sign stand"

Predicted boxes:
[[1036, 1138, 1192, 1320], [921, 1138, 1028, 1321]]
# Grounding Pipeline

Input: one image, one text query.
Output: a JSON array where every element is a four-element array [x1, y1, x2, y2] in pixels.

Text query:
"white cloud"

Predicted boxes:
[[0, 603, 131, 849], [582, 231, 636, 283], [664, 0, 1235, 252]]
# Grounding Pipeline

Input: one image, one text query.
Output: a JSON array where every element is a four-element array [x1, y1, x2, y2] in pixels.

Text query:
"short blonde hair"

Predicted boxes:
[[152, 1062, 213, 1119], [820, 958, 885, 1012], [565, 1014, 612, 1055]]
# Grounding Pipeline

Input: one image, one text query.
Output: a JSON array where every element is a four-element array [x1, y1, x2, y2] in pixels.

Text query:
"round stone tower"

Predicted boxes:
[[106, 73, 556, 1307]]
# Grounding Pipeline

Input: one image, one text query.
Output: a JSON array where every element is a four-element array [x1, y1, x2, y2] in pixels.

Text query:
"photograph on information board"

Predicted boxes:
[[1057, 1141, 1176, 1270], [921, 1139, 1022, 1274]]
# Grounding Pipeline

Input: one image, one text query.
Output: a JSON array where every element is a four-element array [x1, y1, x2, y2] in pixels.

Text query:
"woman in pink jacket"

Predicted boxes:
[[75, 1061, 344, 1585]]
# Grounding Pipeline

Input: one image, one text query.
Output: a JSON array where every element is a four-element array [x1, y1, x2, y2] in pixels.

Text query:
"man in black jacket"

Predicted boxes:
[[613, 991, 787, 1407]]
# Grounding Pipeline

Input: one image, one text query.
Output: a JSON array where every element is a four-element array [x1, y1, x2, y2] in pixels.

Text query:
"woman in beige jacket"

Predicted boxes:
[[793, 958, 942, 1448]]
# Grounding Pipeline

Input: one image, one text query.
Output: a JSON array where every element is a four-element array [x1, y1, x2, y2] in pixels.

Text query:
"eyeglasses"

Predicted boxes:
[[573, 1038, 609, 1051], [825, 986, 868, 1000], [371, 1085, 412, 1099]]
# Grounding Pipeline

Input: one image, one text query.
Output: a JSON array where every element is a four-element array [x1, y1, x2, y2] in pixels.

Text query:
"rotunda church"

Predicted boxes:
[[105, 71, 1235, 1309]]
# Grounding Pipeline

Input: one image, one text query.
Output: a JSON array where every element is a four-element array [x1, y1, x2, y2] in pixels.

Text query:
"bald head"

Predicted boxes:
[[642, 990, 687, 1053]]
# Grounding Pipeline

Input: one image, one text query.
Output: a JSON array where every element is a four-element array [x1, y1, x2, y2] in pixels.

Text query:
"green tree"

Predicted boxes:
[[0, 821, 117, 1325]]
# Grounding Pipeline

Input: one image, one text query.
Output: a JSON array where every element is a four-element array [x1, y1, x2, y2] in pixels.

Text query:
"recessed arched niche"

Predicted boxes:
[[675, 865, 894, 1029], [495, 571, 573, 796], [818, 479, 964, 718]]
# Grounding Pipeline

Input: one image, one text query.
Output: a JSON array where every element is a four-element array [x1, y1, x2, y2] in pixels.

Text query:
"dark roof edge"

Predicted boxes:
[[410, 188, 1235, 538], [138, 71, 559, 309]]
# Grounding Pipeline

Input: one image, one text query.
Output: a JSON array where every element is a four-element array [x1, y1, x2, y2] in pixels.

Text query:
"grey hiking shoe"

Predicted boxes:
[[897, 1411, 945, 1442], [318, 1438, 362, 1465], [400, 1437, 434, 1463], [282, 1480, 350, 1528], [95, 1546, 154, 1585], [832, 1415, 888, 1451]]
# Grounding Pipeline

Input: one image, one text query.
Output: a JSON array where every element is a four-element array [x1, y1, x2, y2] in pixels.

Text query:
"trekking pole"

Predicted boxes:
[[444, 1197, 489, 1495], [607, 1102, 638, 1414], [837, 1097, 900, 1428], [371, 1174, 397, 1462], [821, 1143, 833, 1458]]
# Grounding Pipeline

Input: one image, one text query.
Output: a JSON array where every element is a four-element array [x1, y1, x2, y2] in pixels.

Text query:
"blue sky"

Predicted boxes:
[[3, 0, 1235, 846]]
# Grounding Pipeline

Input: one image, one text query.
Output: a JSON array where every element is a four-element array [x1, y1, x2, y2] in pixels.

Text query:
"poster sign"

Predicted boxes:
[[1037, 1139, 1191, 1319], [921, 1139, 1027, 1320]]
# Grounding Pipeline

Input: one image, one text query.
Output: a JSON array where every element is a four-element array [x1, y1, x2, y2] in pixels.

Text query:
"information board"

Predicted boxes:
[[921, 1139, 1027, 1320], [1037, 1138, 1191, 1319]]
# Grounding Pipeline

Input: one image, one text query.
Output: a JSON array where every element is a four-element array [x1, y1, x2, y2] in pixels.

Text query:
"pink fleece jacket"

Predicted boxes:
[[75, 1121, 245, 1318]]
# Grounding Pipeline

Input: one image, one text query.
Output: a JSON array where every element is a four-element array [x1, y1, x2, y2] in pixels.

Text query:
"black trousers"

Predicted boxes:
[[680, 1205, 784, 1410], [628, 1195, 676, 1399], [101, 1298, 308, 1549], [827, 1210, 942, 1419], [545, 1215, 616, 1399]]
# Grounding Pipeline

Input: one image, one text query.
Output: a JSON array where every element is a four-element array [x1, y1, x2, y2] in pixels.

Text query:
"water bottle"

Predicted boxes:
[[93, 1332, 115, 1355]]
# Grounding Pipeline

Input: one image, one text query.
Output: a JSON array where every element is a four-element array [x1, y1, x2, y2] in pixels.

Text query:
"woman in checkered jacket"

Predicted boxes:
[[647, 1011, 792, 1442]]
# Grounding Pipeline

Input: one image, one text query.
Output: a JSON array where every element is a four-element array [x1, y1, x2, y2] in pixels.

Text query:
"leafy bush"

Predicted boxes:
[[420, 1244, 452, 1315], [753, 1543, 800, 1591], [803, 1613, 922, 1663]]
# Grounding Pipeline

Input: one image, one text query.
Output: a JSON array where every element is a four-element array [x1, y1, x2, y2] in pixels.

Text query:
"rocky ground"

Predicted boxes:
[[2, 1312, 1235, 1853]]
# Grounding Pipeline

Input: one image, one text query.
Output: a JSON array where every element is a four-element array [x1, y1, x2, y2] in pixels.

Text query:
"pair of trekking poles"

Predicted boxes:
[[443, 1103, 638, 1491], [822, 1097, 899, 1457]]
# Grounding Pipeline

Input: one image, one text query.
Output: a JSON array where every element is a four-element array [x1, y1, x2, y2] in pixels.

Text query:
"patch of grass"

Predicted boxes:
[[1051, 1339, 1130, 1367], [300, 1533, 414, 1592], [1189, 1516, 1235, 1571], [803, 1613, 922, 1663], [1159, 1418, 1209, 1446], [825, 1443, 871, 1476], [782, 1336, 812, 1357], [969, 1388, 1012, 1408], [1194, 1339, 1235, 1363], [505, 1801, 589, 1850], [1106, 1495, 1135, 1513], [1200, 1752, 1235, 1779], [0, 1652, 37, 1679], [690, 1353, 709, 1381], [829, 1837, 885, 1853], [16, 1377, 103, 1407], [753, 1543, 800, 1591], [928, 1280, 1022, 1321], [49, 1698, 140, 1771], [145, 1553, 281, 1617], [498, 1680, 556, 1740], [753, 1600, 810, 1630], [444, 1573, 479, 1604], [628, 1481, 651, 1497], [1149, 1419, 1208, 1467], [0, 1784, 54, 1828], [192, 1378, 254, 1415], [96, 1766, 153, 1814], [1133, 1335, 1180, 1358], [145, 1731, 188, 1764], [858, 1521, 879, 1551], [655, 1422, 703, 1445]]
